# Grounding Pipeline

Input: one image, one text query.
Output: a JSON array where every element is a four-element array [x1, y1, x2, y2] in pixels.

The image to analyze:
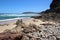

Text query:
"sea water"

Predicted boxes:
[[0, 13, 39, 20]]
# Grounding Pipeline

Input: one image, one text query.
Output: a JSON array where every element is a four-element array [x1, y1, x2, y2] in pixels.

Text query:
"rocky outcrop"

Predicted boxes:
[[0, 32, 23, 40], [0, 19, 60, 40], [50, 0, 60, 13], [32, 0, 60, 20]]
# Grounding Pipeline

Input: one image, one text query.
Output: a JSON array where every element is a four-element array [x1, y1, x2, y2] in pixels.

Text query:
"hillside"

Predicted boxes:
[[50, 0, 60, 13], [32, 0, 60, 22]]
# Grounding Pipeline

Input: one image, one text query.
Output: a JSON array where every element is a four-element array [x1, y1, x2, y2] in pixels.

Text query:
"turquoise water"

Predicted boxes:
[[0, 13, 39, 20]]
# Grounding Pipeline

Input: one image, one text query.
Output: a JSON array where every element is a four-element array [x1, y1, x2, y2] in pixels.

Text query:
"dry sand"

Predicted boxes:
[[0, 18, 29, 33], [0, 18, 59, 40], [0, 21, 16, 33], [24, 18, 56, 27], [0, 18, 56, 33]]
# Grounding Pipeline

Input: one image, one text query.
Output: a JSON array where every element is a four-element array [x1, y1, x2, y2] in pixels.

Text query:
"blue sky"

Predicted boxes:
[[0, 0, 52, 13]]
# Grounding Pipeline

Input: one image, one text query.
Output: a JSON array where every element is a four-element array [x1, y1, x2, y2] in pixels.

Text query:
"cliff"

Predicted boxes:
[[50, 0, 60, 13]]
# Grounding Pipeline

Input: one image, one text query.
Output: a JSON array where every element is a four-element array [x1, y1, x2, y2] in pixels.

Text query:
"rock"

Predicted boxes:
[[22, 35, 29, 40], [50, 0, 60, 13], [56, 37, 60, 40], [22, 27, 36, 34], [0, 32, 23, 40], [16, 19, 22, 26], [48, 35, 56, 40]]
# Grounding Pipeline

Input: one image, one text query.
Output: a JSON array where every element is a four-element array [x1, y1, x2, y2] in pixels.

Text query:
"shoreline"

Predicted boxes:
[[0, 17, 32, 24], [0, 18, 22, 22], [0, 18, 25, 24], [0, 18, 23, 33], [0, 18, 34, 33], [0, 18, 21, 24]]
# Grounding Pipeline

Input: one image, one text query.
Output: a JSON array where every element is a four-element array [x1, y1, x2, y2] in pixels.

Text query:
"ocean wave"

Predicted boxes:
[[0, 18, 23, 21], [0, 13, 39, 20], [0, 14, 39, 16]]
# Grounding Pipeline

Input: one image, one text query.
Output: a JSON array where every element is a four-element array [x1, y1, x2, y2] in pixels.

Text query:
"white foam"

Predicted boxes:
[[0, 14, 39, 16]]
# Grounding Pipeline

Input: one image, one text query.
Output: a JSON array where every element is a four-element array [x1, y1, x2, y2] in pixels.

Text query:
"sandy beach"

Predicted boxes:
[[0, 18, 56, 33], [0, 18, 25, 33], [0, 18, 60, 40], [0, 20, 16, 33], [0, 18, 36, 33]]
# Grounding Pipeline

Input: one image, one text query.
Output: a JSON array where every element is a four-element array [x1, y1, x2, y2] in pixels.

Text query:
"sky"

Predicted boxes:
[[0, 0, 52, 13]]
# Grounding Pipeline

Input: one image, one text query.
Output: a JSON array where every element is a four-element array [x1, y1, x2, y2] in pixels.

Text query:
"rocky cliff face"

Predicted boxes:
[[38, 0, 60, 21], [50, 0, 60, 13]]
